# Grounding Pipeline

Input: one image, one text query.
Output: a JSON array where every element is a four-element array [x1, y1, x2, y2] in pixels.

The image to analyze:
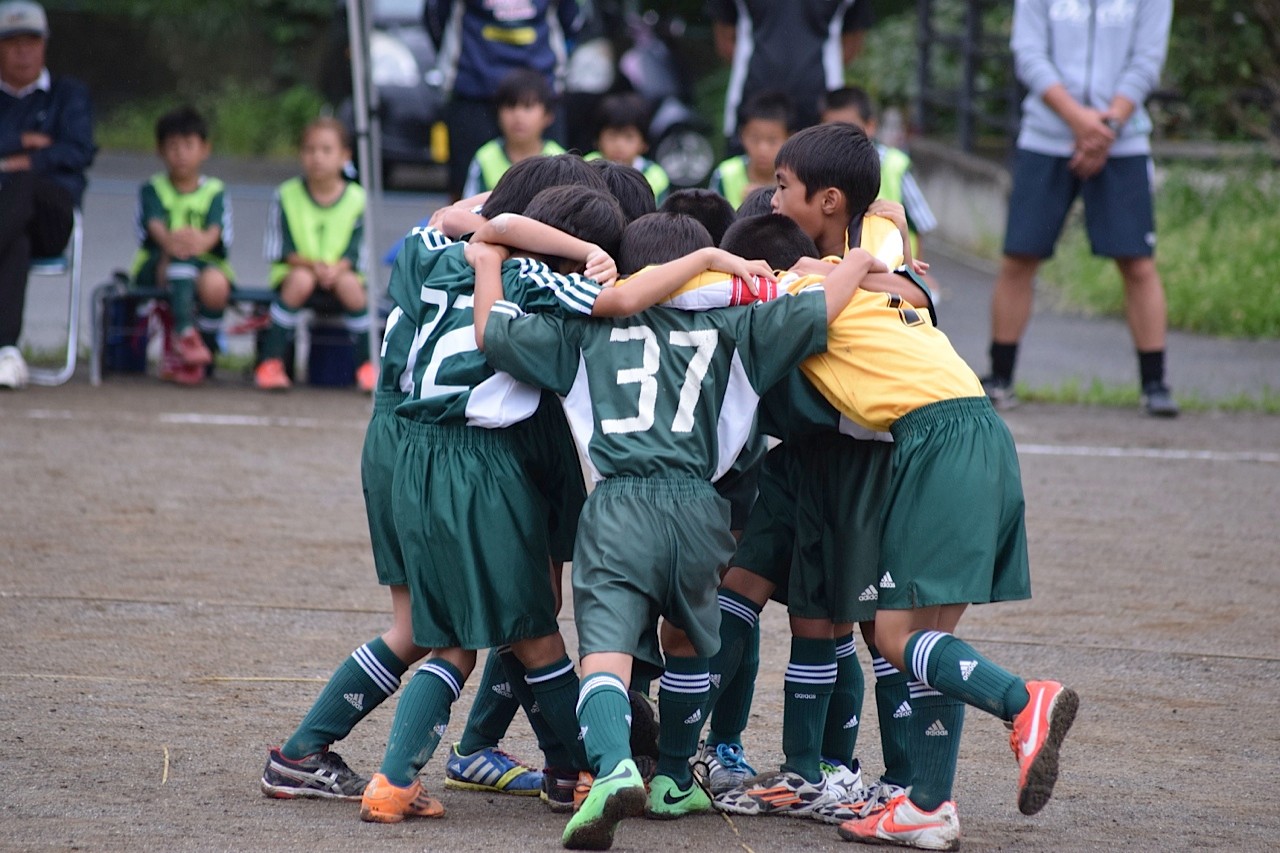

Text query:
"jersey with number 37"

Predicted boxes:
[[483, 290, 829, 482], [382, 226, 603, 426]]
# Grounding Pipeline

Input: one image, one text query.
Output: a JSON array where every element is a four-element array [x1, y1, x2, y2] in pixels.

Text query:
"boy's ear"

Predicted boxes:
[[821, 186, 846, 216]]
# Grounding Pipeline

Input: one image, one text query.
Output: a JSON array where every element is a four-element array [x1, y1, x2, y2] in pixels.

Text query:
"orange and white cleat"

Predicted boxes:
[[355, 360, 376, 393], [359, 772, 446, 823], [837, 793, 959, 850], [572, 769, 593, 812], [1010, 680, 1079, 815], [254, 357, 291, 391]]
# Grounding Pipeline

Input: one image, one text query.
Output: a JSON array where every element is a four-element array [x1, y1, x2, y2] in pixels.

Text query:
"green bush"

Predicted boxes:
[[1039, 165, 1280, 339]]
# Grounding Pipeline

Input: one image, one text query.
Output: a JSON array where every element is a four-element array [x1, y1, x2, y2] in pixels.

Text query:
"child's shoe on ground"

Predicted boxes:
[[692, 740, 756, 794], [541, 766, 580, 812], [562, 759, 646, 850], [359, 772, 446, 822], [255, 357, 291, 390], [444, 743, 542, 795], [260, 746, 369, 800], [837, 793, 960, 850], [645, 773, 711, 819], [175, 327, 212, 366]]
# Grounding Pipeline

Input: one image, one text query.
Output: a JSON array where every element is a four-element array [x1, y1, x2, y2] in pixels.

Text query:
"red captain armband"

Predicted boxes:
[[729, 275, 780, 305]]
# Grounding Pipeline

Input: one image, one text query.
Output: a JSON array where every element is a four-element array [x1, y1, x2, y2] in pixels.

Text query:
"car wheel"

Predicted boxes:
[[653, 126, 716, 188]]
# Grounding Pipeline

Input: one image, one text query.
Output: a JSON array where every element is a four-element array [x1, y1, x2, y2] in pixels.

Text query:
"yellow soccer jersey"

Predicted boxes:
[[784, 273, 984, 433], [617, 268, 779, 309]]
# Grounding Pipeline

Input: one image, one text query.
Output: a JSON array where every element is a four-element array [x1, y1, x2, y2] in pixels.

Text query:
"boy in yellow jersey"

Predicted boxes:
[[767, 123, 1078, 850]]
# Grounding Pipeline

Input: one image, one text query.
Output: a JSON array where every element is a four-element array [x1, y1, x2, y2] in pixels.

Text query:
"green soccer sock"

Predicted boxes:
[[707, 590, 761, 745], [169, 278, 196, 332], [344, 309, 370, 364], [527, 654, 588, 771], [902, 686, 965, 810], [871, 646, 914, 789], [781, 636, 836, 783], [379, 658, 464, 786], [456, 651, 521, 756], [822, 633, 864, 767], [656, 656, 710, 785], [906, 630, 1030, 721], [281, 637, 408, 760], [260, 299, 297, 361], [576, 672, 633, 776]]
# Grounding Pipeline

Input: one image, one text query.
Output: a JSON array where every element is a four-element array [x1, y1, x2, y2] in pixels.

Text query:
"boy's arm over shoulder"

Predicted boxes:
[[482, 301, 580, 397], [601, 247, 773, 316]]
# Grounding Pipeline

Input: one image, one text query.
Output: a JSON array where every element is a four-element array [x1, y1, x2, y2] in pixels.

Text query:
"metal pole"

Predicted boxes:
[[346, 0, 382, 380]]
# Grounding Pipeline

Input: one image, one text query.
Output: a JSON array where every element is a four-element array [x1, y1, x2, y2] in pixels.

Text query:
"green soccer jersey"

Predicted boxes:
[[379, 226, 459, 396], [483, 291, 830, 481], [760, 369, 894, 443], [390, 230, 603, 426]]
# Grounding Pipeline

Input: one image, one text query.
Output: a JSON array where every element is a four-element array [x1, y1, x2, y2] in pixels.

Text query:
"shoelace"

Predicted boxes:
[[715, 742, 757, 775], [487, 748, 530, 770]]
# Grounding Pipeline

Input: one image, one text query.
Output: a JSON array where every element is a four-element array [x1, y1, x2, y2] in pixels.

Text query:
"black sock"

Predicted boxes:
[[989, 342, 1018, 383], [1137, 349, 1166, 387]]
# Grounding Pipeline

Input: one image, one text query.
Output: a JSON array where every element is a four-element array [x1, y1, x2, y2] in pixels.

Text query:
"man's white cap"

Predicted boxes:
[[0, 1, 48, 40]]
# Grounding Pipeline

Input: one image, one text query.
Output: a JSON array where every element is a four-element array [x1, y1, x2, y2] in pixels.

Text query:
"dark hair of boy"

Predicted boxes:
[[522, 184, 627, 262], [494, 67, 556, 111], [588, 158, 657, 222], [819, 85, 875, 122], [736, 185, 776, 218], [595, 91, 651, 142], [481, 153, 607, 219], [658, 188, 736, 246], [720, 213, 819, 271], [618, 211, 714, 277], [737, 88, 795, 134], [155, 106, 208, 145], [302, 116, 351, 149], [775, 122, 880, 221]]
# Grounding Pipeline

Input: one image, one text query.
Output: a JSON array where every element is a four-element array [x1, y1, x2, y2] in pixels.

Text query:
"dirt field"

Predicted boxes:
[[2, 378, 1278, 852]]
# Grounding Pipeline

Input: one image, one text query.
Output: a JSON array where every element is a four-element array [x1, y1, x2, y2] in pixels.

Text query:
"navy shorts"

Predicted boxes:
[[1003, 150, 1157, 259]]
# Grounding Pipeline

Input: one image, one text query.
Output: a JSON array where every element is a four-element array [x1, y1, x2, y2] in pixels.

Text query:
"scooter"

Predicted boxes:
[[564, 3, 716, 188]]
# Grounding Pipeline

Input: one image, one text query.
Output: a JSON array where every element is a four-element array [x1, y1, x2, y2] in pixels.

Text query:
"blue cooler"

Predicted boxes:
[[307, 318, 355, 387], [103, 294, 150, 374]]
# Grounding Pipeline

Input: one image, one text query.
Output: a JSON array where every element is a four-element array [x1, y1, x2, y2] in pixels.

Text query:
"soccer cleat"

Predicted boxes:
[[628, 690, 660, 768], [980, 375, 1018, 411], [444, 743, 543, 795], [692, 741, 757, 794], [359, 772, 446, 823], [175, 327, 213, 366], [356, 360, 376, 393], [0, 346, 29, 390], [1141, 382, 1180, 418], [562, 759, 647, 850], [713, 769, 838, 817], [820, 758, 864, 802], [837, 794, 960, 851], [260, 746, 370, 801], [160, 358, 206, 385], [645, 773, 712, 820], [254, 357, 292, 390], [541, 766, 580, 813], [812, 778, 907, 825], [572, 770, 594, 811], [1011, 680, 1079, 815]]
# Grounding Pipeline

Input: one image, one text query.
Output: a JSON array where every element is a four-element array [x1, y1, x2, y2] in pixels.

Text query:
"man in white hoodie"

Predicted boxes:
[[983, 0, 1177, 418]]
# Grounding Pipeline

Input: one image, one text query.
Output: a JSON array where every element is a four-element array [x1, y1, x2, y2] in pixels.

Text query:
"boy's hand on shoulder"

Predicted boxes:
[[583, 247, 617, 288], [702, 248, 776, 296], [463, 240, 510, 269]]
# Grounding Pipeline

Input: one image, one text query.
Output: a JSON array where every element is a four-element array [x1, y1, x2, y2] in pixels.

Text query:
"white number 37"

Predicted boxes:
[[601, 326, 717, 435]]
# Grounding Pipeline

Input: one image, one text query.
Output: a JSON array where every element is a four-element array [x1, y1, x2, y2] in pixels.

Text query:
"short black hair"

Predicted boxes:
[[736, 186, 775, 218], [659, 188, 736, 246], [619, 212, 713, 276], [775, 122, 880, 219], [523, 185, 627, 262], [589, 159, 657, 222], [738, 89, 795, 133], [494, 67, 555, 111], [721, 213, 819, 271], [820, 86, 875, 123], [595, 92, 651, 142], [155, 106, 208, 144], [482, 153, 606, 218]]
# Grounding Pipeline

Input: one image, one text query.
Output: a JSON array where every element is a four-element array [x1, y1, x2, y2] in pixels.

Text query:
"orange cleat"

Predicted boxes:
[[572, 770, 593, 812], [837, 794, 960, 850], [356, 360, 376, 393], [175, 327, 213, 367], [359, 773, 446, 823], [254, 357, 292, 391], [1010, 680, 1079, 815]]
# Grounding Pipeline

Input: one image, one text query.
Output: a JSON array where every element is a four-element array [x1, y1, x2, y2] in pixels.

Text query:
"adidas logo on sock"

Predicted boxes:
[[578, 725, 588, 741], [344, 692, 364, 711], [710, 673, 722, 689], [793, 692, 818, 700], [433, 723, 448, 737], [493, 682, 514, 699], [683, 709, 702, 725], [879, 572, 896, 589], [843, 715, 859, 729], [858, 585, 878, 602], [958, 661, 978, 681], [893, 701, 912, 719], [530, 701, 541, 715], [925, 719, 949, 737]]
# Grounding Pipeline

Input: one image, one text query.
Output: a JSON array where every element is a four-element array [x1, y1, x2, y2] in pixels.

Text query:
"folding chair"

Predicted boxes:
[[26, 208, 84, 386]]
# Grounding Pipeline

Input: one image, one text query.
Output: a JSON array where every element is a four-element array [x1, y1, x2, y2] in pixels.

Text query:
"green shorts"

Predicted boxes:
[[514, 391, 587, 564], [715, 433, 768, 531], [879, 397, 1031, 609], [572, 477, 735, 675], [730, 443, 802, 590], [362, 393, 408, 586], [393, 421, 558, 650], [789, 433, 892, 623]]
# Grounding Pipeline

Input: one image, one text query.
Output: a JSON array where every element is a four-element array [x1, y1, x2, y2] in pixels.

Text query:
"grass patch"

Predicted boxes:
[[97, 83, 326, 157], [1018, 377, 1280, 414], [1038, 164, 1280, 339]]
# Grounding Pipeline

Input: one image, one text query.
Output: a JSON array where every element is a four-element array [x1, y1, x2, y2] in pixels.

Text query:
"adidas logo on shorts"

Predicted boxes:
[[925, 720, 949, 737], [859, 585, 878, 602], [879, 572, 896, 589], [893, 701, 912, 719], [959, 661, 978, 681], [344, 692, 364, 711], [683, 709, 702, 725]]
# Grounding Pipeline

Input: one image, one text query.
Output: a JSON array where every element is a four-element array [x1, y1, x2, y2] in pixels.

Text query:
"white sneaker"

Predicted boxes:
[[819, 757, 864, 801], [0, 346, 28, 390], [692, 741, 756, 795], [837, 794, 960, 851]]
